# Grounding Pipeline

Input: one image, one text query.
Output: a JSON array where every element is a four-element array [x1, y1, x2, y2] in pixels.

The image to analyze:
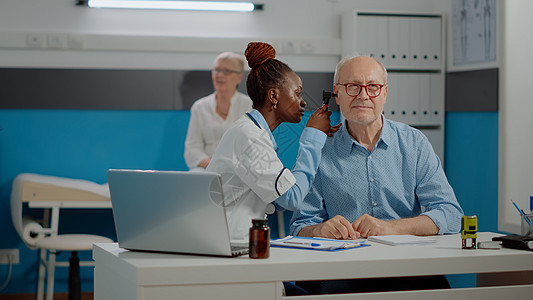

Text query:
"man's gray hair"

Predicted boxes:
[[333, 55, 388, 85]]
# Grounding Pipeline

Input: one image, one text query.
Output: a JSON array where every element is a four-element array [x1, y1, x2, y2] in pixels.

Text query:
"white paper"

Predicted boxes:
[[368, 235, 436, 246]]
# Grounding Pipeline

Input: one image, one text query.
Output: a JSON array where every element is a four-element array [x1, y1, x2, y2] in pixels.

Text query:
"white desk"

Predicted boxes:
[[93, 232, 533, 300]]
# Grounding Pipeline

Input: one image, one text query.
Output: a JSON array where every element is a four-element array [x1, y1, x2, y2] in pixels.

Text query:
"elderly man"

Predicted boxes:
[[290, 56, 463, 294]]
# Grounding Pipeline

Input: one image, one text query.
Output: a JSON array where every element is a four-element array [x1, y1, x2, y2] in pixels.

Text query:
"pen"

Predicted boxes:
[[511, 199, 531, 226], [282, 241, 321, 247]]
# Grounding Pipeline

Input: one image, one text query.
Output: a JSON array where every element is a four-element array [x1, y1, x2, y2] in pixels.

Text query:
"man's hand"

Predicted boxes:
[[352, 214, 439, 238], [298, 215, 360, 239], [352, 214, 394, 238]]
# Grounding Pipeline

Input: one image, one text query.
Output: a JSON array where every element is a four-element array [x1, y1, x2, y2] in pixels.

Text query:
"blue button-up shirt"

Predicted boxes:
[[290, 117, 463, 235]]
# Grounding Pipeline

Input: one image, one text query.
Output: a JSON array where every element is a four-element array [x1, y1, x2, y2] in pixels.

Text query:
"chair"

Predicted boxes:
[[11, 173, 114, 300]]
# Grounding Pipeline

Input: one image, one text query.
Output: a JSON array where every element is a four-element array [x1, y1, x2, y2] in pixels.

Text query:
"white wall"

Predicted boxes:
[[499, 0, 533, 233], [0, 0, 439, 71]]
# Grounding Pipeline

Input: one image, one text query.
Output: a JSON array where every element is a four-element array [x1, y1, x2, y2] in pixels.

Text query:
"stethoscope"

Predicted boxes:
[[246, 112, 261, 129]]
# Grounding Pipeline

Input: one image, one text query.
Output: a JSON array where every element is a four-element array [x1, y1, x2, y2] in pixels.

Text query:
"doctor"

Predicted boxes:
[[207, 42, 340, 241], [184, 52, 252, 171]]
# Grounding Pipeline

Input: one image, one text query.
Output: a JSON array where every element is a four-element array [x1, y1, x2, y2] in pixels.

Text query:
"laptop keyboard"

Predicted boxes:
[[231, 245, 249, 256]]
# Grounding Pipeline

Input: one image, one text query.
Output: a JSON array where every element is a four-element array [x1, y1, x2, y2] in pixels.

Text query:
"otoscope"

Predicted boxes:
[[322, 90, 337, 110]]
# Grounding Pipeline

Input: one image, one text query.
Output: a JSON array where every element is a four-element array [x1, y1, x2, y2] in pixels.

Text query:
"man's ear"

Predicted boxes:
[[333, 85, 340, 105], [382, 84, 388, 105]]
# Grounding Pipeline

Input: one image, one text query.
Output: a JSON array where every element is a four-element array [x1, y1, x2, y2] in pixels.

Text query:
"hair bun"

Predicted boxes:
[[245, 42, 276, 68]]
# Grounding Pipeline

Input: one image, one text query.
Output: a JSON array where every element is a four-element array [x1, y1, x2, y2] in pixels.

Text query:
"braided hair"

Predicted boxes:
[[244, 42, 293, 109]]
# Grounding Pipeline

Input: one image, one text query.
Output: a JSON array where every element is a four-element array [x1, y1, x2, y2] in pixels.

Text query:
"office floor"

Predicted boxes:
[[0, 293, 94, 300]]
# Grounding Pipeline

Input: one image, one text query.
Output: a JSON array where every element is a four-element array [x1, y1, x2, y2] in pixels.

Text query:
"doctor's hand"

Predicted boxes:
[[298, 215, 360, 240], [306, 105, 341, 137], [351, 214, 394, 238], [198, 158, 211, 169]]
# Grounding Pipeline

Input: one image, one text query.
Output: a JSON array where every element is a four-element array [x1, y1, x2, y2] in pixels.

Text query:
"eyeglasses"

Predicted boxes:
[[213, 68, 241, 75], [335, 83, 385, 98]]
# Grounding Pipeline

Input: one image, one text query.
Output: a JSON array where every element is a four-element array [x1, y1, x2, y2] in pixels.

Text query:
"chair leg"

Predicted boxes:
[[68, 251, 81, 300], [45, 251, 56, 300], [37, 249, 47, 300]]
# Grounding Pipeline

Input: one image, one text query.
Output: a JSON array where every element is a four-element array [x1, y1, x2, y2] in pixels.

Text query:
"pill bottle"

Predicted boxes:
[[249, 219, 270, 259]]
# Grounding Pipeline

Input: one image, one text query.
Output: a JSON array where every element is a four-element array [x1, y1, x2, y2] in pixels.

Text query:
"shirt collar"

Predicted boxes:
[[339, 115, 391, 155], [379, 116, 393, 147], [248, 109, 278, 151]]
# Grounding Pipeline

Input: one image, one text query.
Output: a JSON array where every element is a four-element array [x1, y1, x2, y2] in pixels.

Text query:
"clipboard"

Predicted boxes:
[[271, 236, 370, 251]]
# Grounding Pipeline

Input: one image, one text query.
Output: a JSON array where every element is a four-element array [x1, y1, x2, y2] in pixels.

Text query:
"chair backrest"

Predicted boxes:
[[10, 173, 111, 247]]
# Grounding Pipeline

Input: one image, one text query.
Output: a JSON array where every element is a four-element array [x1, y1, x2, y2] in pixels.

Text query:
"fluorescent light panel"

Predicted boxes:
[[88, 0, 257, 12]]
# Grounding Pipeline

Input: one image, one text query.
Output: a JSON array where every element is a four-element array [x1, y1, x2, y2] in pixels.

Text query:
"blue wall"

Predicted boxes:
[[0, 109, 190, 294], [0, 109, 498, 293], [444, 111, 499, 288], [445, 112, 499, 233]]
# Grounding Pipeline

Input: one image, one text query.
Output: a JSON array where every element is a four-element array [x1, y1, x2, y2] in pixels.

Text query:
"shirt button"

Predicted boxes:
[[373, 202, 377, 206], [370, 178, 374, 182], [369, 155, 372, 159]]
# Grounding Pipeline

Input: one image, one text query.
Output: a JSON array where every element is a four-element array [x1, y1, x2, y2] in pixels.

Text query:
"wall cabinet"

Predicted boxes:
[[342, 11, 445, 162]]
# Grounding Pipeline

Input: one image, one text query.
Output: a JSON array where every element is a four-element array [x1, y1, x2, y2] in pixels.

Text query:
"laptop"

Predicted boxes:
[[107, 169, 249, 257]]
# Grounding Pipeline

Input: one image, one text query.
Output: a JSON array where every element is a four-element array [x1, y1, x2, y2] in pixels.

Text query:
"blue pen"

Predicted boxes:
[[511, 200, 531, 226], [282, 241, 320, 247]]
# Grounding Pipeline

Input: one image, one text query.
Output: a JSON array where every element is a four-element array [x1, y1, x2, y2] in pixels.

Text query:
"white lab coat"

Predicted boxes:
[[184, 92, 252, 170], [207, 114, 296, 241]]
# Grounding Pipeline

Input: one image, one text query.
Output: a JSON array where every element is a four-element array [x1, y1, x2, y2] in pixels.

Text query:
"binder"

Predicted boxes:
[[418, 73, 431, 124], [374, 16, 389, 65], [388, 16, 411, 68], [430, 73, 443, 123], [402, 73, 420, 124], [428, 17, 442, 67], [385, 73, 399, 121], [419, 17, 432, 67], [394, 72, 409, 124], [409, 17, 423, 67], [357, 15, 388, 63], [355, 15, 372, 57]]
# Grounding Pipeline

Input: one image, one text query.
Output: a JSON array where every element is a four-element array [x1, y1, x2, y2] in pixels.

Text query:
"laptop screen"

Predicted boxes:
[[107, 169, 239, 256]]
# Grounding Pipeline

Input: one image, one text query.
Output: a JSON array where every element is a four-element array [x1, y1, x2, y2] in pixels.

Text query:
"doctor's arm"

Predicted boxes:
[[274, 106, 339, 210], [274, 126, 326, 211]]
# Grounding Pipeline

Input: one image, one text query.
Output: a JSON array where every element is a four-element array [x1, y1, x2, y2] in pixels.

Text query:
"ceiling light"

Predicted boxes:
[[81, 1, 263, 12]]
